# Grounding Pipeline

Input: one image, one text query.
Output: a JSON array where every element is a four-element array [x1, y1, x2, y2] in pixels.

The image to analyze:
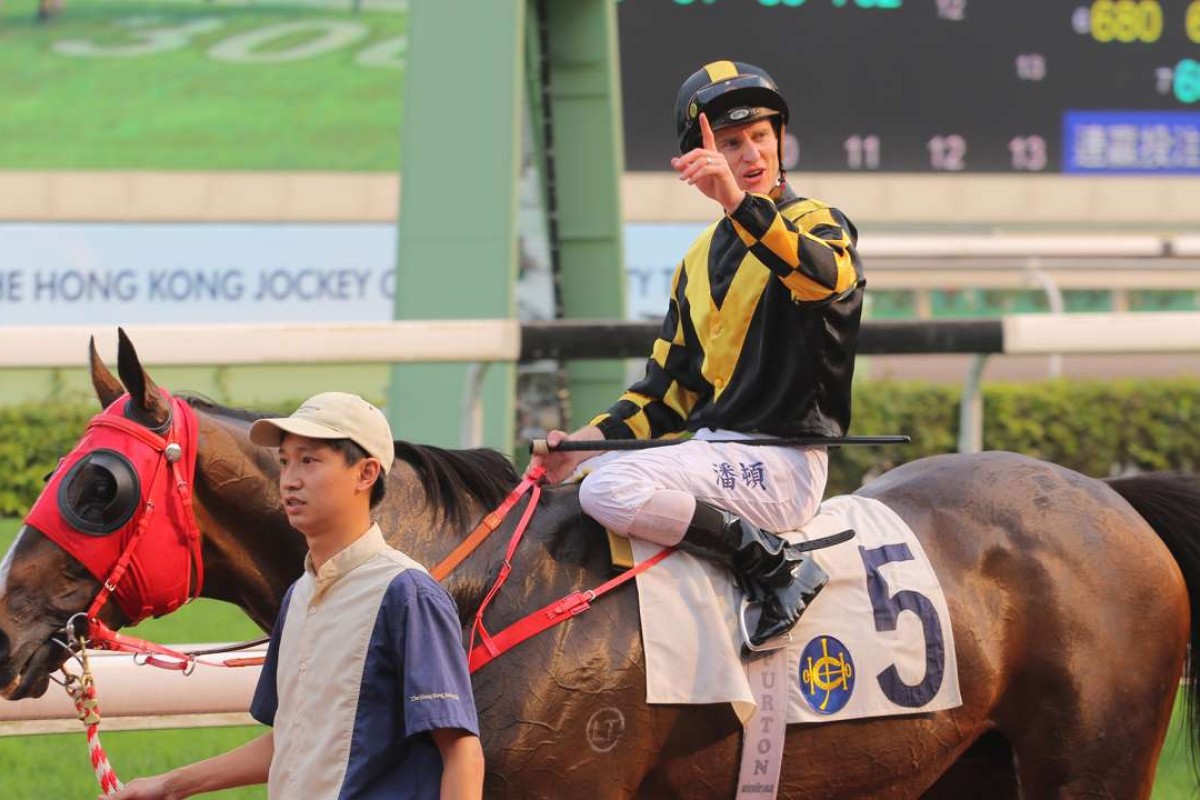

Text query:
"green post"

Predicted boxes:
[[389, 0, 525, 450], [531, 0, 627, 428], [390, 0, 627, 452]]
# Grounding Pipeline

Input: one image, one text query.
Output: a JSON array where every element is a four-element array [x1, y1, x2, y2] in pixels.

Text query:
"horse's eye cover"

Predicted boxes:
[[57, 449, 141, 536]]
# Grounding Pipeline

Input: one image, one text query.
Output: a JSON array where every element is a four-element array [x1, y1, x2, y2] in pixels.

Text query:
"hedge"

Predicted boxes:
[[1, 379, 1197, 516], [826, 378, 1199, 495], [0, 399, 295, 518]]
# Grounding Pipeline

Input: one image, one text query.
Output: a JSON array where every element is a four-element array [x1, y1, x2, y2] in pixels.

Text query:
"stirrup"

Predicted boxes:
[[737, 597, 794, 653], [736, 529, 854, 653]]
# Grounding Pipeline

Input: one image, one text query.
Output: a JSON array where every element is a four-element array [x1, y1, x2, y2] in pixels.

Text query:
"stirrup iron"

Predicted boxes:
[[738, 597, 793, 653], [736, 528, 855, 653]]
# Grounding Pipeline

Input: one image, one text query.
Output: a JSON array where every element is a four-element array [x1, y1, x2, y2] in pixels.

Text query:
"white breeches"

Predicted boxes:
[[576, 429, 829, 546]]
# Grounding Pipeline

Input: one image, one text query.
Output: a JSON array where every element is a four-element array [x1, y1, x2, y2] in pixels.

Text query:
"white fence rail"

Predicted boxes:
[[4, 313, 1200, 369], [0, 321, 523, 369], [0, 645, 266, 736], [857, 235, 1200, 321]]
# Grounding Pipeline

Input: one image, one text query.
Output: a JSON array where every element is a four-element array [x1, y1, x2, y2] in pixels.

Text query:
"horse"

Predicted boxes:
[[2, 330, 1200, 798]]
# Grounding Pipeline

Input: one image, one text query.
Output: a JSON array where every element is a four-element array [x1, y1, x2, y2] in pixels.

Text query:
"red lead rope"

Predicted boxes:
[[447, 466, 677, 674]]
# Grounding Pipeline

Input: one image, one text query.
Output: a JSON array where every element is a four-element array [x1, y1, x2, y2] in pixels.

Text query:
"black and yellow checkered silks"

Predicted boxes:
[[592, 187, 864, 441]]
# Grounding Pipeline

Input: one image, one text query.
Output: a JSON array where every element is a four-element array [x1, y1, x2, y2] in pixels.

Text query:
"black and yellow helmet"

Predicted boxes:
[[674, 60, 789, 154]]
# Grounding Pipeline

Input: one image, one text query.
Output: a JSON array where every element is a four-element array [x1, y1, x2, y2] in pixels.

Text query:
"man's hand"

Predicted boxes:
[[670, 113, 745, 214], [103, 731, 272, 800], [104, 775, 176, 800], [530, 425, 605, 484]]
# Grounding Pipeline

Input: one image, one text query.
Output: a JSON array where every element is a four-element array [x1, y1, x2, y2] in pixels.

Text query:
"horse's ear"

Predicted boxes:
[[89, 337, 125, 409], [116, 328, 169, 425]]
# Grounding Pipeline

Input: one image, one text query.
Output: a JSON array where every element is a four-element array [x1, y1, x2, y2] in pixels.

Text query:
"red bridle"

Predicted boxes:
[[24, 393, 204, 635]]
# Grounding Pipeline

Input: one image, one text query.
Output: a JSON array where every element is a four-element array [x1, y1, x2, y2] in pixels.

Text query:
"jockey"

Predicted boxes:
[[537, 60, 866, 648]]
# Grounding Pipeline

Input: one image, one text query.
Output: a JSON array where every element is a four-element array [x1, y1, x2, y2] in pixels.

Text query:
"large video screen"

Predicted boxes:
[[618, 0, 1200, 173]]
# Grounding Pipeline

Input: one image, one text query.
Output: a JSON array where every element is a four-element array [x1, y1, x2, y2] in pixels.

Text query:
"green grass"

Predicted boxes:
[[1, 516, 1197, 796], [1156, 698, 1200, 799], [0, 0, 407, 170]]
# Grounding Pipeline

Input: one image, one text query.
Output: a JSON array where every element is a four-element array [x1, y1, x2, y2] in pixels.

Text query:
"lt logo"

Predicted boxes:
[[800, 635, 855, 714]]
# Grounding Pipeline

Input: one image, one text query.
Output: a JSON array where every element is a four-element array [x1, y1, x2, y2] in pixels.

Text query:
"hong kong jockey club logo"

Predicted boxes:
[[800, 635, 855, 715]]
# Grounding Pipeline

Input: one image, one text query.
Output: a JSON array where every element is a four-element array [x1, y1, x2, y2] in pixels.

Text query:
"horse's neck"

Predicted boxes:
[[193, 412, 307, 630], [406, 481, 610, 630], [373, 458, 505, 614]]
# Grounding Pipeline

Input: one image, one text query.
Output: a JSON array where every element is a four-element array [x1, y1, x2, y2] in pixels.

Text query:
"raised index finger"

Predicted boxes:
[[699, 112, 716, 152]]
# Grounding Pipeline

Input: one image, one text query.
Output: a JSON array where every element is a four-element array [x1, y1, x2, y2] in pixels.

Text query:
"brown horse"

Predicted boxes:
[[2, 332, 1200, 798]]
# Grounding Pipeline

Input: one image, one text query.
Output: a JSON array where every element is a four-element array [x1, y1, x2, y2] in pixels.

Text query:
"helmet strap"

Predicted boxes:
[[774, 120, 787, 194]]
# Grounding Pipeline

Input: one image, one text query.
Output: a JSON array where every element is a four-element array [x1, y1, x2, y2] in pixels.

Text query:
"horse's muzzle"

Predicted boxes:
[[0, 638, 61, 700]]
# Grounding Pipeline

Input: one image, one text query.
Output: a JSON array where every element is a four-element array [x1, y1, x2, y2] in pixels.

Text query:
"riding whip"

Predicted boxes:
[[529, 434, 910, 456]]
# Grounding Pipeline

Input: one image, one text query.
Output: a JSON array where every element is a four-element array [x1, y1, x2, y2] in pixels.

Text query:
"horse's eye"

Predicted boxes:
[[60, 557, 92, 581], [57, 449, 140, 536]]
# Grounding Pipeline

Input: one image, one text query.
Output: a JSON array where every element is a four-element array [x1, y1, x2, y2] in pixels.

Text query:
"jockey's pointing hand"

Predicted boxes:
[[670, 113, 746, 215]]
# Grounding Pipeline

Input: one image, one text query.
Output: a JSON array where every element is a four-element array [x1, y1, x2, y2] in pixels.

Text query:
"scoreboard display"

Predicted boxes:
[[617, 0, 1200, 173]]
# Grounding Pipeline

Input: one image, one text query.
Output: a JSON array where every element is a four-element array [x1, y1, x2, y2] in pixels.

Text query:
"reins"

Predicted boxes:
[[429, 464, 677, 674], [430, 466, 547, 581], [78, 617, 269, 672], [468, 544, 674, 673]]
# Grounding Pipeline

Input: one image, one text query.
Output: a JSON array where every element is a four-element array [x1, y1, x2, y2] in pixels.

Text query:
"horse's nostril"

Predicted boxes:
[[0, 627, 10, 667]]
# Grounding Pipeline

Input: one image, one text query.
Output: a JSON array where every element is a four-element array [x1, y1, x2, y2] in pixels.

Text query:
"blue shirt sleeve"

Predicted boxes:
[[383, 571, 480, 738], [249, 584, 294, 727]]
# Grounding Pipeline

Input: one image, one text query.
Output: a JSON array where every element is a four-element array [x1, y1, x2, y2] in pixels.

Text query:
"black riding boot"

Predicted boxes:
[[677, 499, 828, 647]]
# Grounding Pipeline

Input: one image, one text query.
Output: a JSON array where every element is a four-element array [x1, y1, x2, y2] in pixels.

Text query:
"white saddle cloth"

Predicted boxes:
[[632, 494, 962, 724]]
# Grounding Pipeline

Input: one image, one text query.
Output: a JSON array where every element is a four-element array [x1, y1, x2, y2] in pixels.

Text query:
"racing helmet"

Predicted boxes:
[[674, 60, 790, 154]]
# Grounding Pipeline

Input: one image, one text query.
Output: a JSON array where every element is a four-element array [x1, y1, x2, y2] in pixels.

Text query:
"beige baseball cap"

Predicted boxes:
[[249, 392, 395, 475]]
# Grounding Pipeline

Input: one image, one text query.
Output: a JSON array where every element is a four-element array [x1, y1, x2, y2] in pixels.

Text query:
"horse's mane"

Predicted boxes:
[[182, 394, 276, 422], [182, 394, 520, 529], [393, 441, 520, 529]]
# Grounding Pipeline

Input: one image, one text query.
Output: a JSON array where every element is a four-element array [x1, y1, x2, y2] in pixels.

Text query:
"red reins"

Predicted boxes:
[[430, 467, 547, 581], [430, 464, 676, 674]]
